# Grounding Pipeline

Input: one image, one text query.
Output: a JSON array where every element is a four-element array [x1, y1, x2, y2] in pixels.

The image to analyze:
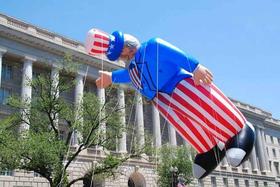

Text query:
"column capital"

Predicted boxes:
[[52, 63, 60, 69], [23, 55, 37, 63], [76, 73, 84, 80], [0, 47, 7, 55], [255, 125, 265, 130]]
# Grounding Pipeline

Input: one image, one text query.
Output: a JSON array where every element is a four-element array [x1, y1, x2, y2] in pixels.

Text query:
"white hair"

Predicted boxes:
[[123, 34, 140, 49]]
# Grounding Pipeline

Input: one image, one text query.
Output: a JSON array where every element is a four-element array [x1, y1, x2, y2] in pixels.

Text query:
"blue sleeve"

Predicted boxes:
[[183, 56, 200, 73], [147, 38, 199, 73], [111, 69, 131, 84]]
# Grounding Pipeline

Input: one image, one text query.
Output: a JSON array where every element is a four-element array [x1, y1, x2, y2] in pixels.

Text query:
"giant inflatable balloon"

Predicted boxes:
[[85, 28, 256, 179]]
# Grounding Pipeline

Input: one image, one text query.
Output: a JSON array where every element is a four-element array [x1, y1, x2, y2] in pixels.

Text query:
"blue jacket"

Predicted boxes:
[[112, 38, 199, 100]]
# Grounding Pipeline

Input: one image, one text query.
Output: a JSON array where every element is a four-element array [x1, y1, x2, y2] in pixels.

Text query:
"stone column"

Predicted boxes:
[[242, 160, 250, 170], [20, 56, 34, 132], [152, 104, 161, 148], [136, 93, 145, 149], [73, 74, 84, 145], [255, 127, 268, 171], [168, 124, 177, 146], [261, 129, 270, 171], [183, 140, 193, 161], [221, 158, 228, 167], [117, 88, 127, 153], [97, 88, 106, 144], [51, 66, 59, 127], [0, 48, 7, 87], [249, 146, 258, 171]]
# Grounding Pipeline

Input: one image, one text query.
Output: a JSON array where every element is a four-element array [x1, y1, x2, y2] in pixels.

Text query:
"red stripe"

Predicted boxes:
[[177, 83, 239, 134], [134, 67, 140, 76], [159, 93, 231, 140], [90, 48, 105, 54], [175, 108, 215, 151], [185, 79, 244, 129], [132, 69, 142, 87], [93, 41, 109, 48], [129, 69, 142, 89], [155, 102, 204, 153], [94, 34, 109, 41], [211, 84, 246, 123]]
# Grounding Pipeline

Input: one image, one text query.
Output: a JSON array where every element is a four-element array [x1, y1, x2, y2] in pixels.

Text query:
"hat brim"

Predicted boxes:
[[106, 31, 124, 61]]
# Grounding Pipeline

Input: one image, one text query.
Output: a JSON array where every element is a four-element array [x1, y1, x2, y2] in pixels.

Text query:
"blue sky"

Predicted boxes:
[[1, 0, 279, 118]]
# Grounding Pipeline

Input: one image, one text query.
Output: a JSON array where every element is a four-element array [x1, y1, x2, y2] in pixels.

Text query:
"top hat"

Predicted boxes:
[[85, 28, 124, 61]]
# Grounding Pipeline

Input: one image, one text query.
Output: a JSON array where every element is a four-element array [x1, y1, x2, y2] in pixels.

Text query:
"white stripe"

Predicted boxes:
[[130, 70, 141, 89], [174, 88, 235, 137], [91, 45, 108, 51], [95, 31, 109, 38], [201, 83, 244, 125], [181, 80, 241, 132], [129, 69, 142, 89], [189, 118, 215, 149], [155, 97, 208, 152], [160, 92, 229, 141], [132, 68, 142, 87], [212, 84, 246, 122]]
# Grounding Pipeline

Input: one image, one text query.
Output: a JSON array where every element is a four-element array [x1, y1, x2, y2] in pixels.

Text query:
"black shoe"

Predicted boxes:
[[225, 122, 256, 167], [193, 144, 225, 179]]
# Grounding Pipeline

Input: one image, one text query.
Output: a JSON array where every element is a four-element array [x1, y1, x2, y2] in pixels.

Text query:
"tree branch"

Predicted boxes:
[[66, 176, 86, 187]]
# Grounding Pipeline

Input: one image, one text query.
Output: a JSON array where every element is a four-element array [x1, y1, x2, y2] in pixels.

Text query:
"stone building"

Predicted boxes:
[[0, 13, 279, 187]]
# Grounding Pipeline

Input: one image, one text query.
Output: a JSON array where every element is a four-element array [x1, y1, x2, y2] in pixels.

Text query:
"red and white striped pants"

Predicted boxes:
[[153, 78, 246, 153]]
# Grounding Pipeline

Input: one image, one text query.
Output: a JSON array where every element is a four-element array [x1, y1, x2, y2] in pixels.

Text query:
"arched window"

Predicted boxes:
[[128, 172, 146, 187]]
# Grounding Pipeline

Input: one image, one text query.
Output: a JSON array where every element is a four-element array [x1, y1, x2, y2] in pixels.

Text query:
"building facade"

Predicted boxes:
[[0, 13, 279, 187]]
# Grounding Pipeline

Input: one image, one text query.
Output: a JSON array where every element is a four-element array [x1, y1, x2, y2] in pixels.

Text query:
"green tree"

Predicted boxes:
[[156, 144, 194, 187], [0, 56, 149, 187]]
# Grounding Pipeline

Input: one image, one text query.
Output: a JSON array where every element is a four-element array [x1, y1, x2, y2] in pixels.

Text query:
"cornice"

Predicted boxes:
[[231, 97, 272, 118], [0, 13, 125, 71]]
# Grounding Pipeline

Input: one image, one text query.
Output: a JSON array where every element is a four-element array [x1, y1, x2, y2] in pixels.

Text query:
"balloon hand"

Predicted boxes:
[[96, 71, 112, 89], [193, 65, 213, 86]]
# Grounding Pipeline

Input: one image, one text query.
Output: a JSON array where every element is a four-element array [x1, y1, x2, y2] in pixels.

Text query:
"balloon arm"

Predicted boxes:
[[183, 56, 200, 73], [111, 69, 131, 83]]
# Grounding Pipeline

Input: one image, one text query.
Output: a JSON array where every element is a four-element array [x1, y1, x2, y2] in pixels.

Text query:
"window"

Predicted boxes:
[[198, 179, 204, 187], [273, 149, 277, 158], [278, 138, 280, 145], [275, 162, 280, 175], [223, 178, 228, 187], [0, 88, 11, 104], [0, 170, 13, 176], [254, 181, 259, 187], [32, 71, 41, 79], [59, 130, 64, 140], [234, 179, 239, 187], [264, 182, 268, 187], [34, 172, 41, 177], [269, 161, 272, 171], [1, 64, 12, 80], [271, 136, 274, 144], [211, 177, 216, 187], [245, 180, 249, 187], [267, 147, 269, 157]]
